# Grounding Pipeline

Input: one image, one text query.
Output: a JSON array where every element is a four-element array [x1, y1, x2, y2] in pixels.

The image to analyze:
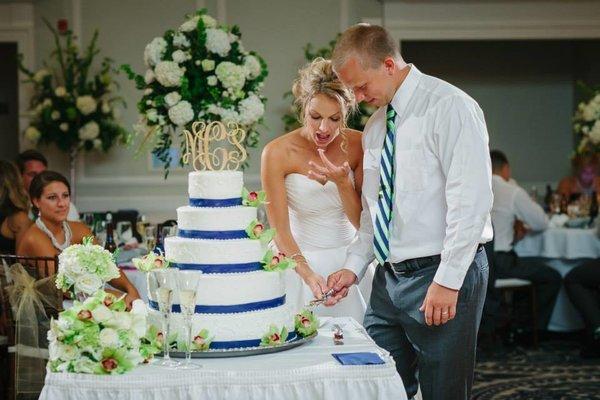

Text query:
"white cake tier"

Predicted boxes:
[[188, 170, 243, 200], [177, 205, 257, 231], [149, 270, 285, 307], [165, 236, 263, 265], [148, 304, 294, 343]]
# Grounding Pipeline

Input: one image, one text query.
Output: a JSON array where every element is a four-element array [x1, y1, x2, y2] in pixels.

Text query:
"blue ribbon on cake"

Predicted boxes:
[[149, 295, 286, 314], [178, 229, 249, 240], [189, 197, 243, 207], [173, 262, 263, 273]]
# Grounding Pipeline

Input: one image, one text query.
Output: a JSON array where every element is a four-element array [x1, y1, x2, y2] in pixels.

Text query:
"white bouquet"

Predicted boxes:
[[55, 237, 120, 296], [573, 83, 600, 157]]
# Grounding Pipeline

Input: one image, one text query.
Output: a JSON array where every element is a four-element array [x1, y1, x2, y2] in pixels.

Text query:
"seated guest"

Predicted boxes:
[[490, 150, 561, 333], [15, 149, 79, 221], [565, 260, 600, 358], [557, 153, 600, 200], [0, 160, 33, 253], [17, 171, 140, 308]]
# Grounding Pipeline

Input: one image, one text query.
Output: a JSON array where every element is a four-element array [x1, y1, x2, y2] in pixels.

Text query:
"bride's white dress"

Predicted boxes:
[[283, 173, 375, 324]]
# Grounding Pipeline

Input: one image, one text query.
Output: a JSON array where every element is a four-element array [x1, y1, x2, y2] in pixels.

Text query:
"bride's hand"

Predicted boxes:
[[303, 272, 330, 301], [308, 149, 352, 186]]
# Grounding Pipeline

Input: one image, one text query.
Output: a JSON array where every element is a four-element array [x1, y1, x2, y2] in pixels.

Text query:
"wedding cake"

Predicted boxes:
[[149, 170, 297, 350]]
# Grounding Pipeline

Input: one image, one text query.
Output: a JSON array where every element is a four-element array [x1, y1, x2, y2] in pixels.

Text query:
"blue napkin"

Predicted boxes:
[[332, 352, 385, 365]]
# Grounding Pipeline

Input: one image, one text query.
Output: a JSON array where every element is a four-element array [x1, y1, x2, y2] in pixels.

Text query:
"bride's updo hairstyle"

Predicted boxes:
[[292, 57, 356, 134]]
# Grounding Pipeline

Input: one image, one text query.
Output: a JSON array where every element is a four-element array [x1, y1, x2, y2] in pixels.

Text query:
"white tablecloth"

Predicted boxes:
[[39, 317, 407, 400], [514, 227, 600, 331]]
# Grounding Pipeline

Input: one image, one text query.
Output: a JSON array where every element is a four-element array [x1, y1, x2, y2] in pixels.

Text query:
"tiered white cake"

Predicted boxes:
[[150, 170, 295, 349]]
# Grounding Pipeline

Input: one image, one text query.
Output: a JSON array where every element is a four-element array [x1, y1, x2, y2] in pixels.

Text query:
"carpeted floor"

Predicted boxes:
[[472, 336, 600, 399]]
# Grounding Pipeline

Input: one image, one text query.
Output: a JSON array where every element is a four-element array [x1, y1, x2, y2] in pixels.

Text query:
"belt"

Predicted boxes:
[[387, 244, 484, 274]]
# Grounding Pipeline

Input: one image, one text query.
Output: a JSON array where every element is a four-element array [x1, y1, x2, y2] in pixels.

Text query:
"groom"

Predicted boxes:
[[327, 24, 493, 400]]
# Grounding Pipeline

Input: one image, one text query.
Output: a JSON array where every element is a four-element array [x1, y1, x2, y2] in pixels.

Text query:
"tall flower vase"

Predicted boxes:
[[69, 147, 78, 201]]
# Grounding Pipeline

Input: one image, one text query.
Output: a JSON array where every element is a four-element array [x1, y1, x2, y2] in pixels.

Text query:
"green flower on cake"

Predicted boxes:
[[246, 220, 275, 243], [260, 325, 289, 346], [132, 251, 171, 272], [191, 328, 213, 351], [261, 250, 296, 272], [242, 188, 267, 207], [294, 309, 319, 337]]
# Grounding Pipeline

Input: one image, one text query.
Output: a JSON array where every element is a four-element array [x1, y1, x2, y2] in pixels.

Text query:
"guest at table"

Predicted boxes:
[[490, 150, 561, 333], [15, 149, 80, 221], [557, 153, 600, 201], [16, 170, 140, 308], [565, 260, 600, 358], [0, 160, 32, 254]]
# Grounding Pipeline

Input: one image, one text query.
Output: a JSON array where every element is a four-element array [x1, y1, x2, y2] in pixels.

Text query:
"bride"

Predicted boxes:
[[261, 58, 373, 322]]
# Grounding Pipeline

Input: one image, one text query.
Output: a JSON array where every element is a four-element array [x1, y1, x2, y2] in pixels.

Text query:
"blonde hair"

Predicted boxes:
[[0, 160, 30, 216], [292, 58, 356, 151], [332, 24, 401, 71]]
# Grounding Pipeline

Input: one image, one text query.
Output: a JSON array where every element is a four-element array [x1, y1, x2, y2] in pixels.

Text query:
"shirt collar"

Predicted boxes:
[[389, 64, 421, 116]]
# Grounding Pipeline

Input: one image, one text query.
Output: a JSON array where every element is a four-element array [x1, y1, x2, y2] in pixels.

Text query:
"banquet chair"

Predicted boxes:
[[0, 254, 61, 400], [494, 278, 539, 348]]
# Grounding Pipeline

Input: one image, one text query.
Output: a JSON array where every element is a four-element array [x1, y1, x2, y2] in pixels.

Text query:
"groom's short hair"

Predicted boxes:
[[332, 24, 401, 71], [490, 150, 509, 173]]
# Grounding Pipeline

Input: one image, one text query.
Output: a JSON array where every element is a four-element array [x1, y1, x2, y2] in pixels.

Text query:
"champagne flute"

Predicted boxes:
[[175, 270, 202, 370], [148, 269, 180, 368], [145, 225, 157, 253]]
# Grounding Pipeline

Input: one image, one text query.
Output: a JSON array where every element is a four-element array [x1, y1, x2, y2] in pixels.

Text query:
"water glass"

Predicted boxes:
[[148, 269, 179, 368]]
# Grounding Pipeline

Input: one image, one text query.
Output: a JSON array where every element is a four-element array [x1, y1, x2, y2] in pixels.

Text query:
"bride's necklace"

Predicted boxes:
[[36, 218, 72, 251]]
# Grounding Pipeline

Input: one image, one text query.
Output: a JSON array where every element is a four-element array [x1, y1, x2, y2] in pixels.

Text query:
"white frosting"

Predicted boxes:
[[148, 304, 294, 342], [177, 205, 257, 231], [188, 171, 243, 200], [148, 270, 286, 306], [165, 236, 263, 264]]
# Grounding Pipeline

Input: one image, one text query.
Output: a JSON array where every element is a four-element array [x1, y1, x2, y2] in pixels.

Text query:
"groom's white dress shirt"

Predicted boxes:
[[344, 65, 494, 290], [491, 174, 548, 252]]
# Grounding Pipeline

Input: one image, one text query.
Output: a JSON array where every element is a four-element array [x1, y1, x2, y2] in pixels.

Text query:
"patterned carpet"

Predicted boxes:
[[473, 337, 600, 399]]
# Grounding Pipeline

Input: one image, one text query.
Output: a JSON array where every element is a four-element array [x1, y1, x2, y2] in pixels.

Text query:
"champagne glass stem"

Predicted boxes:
[[162, 311, 171, 360], [185, 315, 192, 365]]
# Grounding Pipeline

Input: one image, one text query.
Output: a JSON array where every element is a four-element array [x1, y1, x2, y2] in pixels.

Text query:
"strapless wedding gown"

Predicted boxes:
[[283, 173, 375, 324]]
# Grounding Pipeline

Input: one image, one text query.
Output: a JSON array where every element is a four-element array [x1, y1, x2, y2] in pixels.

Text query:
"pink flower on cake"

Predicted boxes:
[[269, 332, 281, 343], [77, 310, 92, 321], [103, 296, 114, 308], [101, 358, 118, 372], [156, 331, 164, 344], [248, 191, 258, 201], [193, 335, 205, 347], [270, 256, 280, 266], [252, 223, 264, 237]]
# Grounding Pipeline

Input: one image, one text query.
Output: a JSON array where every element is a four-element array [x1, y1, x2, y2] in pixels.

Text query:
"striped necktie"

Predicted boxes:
[[374, 104, 397, 266]]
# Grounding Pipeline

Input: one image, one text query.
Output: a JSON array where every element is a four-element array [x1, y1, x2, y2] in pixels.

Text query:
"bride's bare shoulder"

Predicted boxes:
[[262, 129, 303, 159]]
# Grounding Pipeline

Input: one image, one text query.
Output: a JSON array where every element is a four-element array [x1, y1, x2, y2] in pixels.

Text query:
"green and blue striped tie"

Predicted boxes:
[[374, 104, 397, 266]]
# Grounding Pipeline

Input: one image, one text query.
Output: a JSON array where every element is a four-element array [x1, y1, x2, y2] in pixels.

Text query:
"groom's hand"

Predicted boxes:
[[419, 282, 459, 326], [325, 269, 357, 306]]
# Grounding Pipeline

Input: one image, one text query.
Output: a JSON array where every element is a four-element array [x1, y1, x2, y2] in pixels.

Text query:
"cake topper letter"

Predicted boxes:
[[182, 121, 248, 171]]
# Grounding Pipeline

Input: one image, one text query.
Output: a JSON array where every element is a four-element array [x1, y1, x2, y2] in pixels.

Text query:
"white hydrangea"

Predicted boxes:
[[33, 69, 50, 83], [146, 108, 158, 123], [144, 88, 153, 95], [25, 126, 41, 142], [155, 61, 184, 87], [101, 101, 111, 114], [42, 98, 52, 107], [207, 104, 240, 125], [76, 96, 97, 115], [55, 86, 67, 97], [589, 120, 600, 144], [93, 139, 102, 149], [60, 123, 69, 132], [238, 94, 265, 125], [201, 15, 217, 28], [143, 37, 167, 67], [244, 55, 261, 79], [207, 76, 217, 86], [173, 33, 190, 48], [51, 111, 60, 120], [201, 59, 215, 72], [215, 61, 246, 90], [172, 50, 190, 64], [78, 121, 100, 141], [179, 16, 199, 32], [168, 100, 194, 126], [164, 92, 181, 108], [206, 28, 231, 57], [144, 69, 155, 84]]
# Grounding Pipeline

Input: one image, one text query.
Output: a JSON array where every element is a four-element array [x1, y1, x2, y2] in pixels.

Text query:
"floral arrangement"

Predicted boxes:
[[294, 310, 319, 337], [242, 188, 267, 207], [246, 220, 275, 243], [132, 251, 170, 272], [19, 19, 129, 154], [261, 250, 296, 272], [260, 324, 289, 346], [573, 83, 600, 157], [282, 34, 376, 132], [55, 237, 120, 296], [47, 291, 160, 374], [122, 9, 268, 175]]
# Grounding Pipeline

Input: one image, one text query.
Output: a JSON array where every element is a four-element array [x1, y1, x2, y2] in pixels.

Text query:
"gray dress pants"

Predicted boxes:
[[364, 247, 488, 400]]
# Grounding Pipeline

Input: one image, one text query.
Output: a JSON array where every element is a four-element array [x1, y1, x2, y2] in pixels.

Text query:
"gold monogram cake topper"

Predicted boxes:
[[182, 121, 248, 171]]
